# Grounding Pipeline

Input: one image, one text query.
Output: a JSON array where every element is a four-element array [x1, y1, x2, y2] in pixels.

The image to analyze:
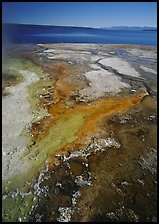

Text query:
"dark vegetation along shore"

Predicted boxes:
[[2, 43, 157, 222]]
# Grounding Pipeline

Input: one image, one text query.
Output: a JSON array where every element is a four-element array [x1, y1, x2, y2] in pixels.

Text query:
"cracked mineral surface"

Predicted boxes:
[[2, 44, 157, 222]]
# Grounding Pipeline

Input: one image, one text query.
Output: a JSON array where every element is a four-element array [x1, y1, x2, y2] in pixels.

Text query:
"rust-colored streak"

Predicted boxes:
[[30, 61, 147, 155], [131, 94, 144, 105], [53, 62, 72, 101], [53, 82, 72, 101], [54, 62, 70, 78], [31, 62, 73, 139], [31, 84, 147, 146], [58, 92, 148, 152]]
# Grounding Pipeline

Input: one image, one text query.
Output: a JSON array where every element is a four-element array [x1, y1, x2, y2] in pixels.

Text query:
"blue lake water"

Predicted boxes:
[[2, 24, 157, 46]]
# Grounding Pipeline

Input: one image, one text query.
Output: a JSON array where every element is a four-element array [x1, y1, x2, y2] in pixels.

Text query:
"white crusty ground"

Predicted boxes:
[[126, 48, 157, 60], [2, 70, 39, 181], [79, 68, 130, 100], [99, 57, 140, 77], [89, 64, 101, 70], [41, 48, 102, 63], [140, 65, 157, 75]]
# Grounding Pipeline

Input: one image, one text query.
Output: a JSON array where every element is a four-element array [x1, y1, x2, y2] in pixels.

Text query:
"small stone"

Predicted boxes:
[[18, 217, 22, 222]]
